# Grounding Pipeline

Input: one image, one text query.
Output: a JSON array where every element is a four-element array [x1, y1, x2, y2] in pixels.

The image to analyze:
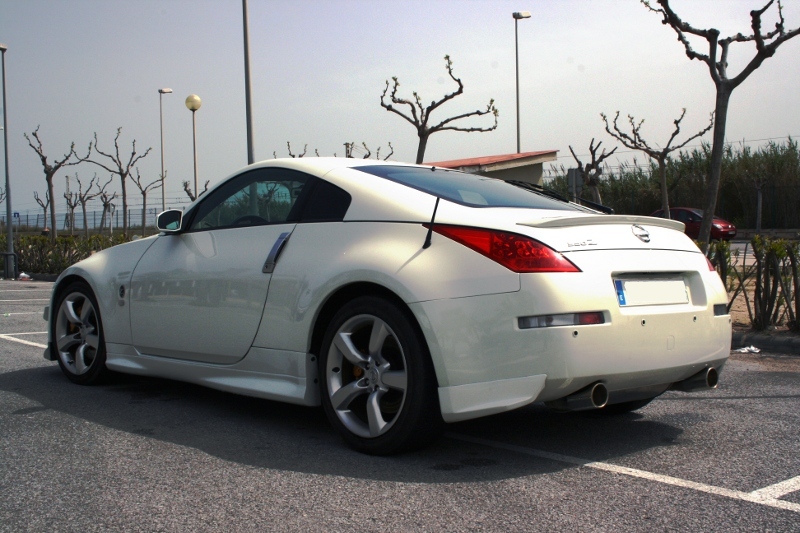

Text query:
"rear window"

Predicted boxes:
[[357, 165, 580, 211]]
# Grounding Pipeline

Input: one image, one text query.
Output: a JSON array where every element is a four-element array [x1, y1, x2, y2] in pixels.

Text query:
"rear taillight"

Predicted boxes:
[[426, 224, 581, 273], [706, 257, 715, 271]]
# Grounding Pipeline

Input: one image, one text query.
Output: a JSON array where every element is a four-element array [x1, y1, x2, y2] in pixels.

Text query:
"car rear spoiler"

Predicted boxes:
[[519, 215, 685, 231]]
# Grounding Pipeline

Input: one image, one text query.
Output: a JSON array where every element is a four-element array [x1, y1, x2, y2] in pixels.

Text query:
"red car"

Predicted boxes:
[[649, 207, 737, 240]]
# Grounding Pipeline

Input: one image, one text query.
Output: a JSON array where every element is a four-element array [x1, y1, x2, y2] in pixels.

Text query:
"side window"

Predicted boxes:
[[299, 179, 351, 222], [189, 168, 308, 231]]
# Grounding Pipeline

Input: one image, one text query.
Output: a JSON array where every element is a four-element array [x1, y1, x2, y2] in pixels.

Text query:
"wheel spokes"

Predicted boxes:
[[63, 298, 82, 325], [366, 390, 388, 437], [85, 333, 100, 350], [381, 369, 407, 392], [331, 380, 369, 411], [80, 298, 94, 324], [74, 344, 90, 374], [333, 332, 367, 366], [368, 318, 390, 357], [57, 333, 81, 352]]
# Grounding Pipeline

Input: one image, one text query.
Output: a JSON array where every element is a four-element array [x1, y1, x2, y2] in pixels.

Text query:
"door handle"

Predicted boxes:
[[263, 232, 292, 273]]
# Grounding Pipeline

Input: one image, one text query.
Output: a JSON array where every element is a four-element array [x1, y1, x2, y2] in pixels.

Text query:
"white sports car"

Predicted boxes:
[[44, 158, 731, 454]]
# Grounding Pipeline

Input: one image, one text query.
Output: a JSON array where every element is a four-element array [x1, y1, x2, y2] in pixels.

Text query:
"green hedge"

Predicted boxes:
[[0, 234, 129, 275]]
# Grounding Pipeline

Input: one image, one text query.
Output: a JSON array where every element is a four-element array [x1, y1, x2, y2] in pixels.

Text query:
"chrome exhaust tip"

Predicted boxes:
[[670, 367, 719, 392], [546, 382, 609, 411]]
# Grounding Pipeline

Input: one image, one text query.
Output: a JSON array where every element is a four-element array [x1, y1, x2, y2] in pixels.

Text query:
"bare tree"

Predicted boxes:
[[182, 180, 209, 202], [0, 186, 5, 204], [381, 55, 498, 164], [287, 142, 307, 158], [643, 0, 800, 248], [98, 189, 118, 233], [24, 126, 80, 240], [34, 191, 50, 233], [131, 169, 164, 237], [568, 139, 618, 205], [77, 128, 152, 236], [601, 109, 714, 217], [74, 174, 110, 238], [64, 190, 79, 236], [275, 141, 393, 160]]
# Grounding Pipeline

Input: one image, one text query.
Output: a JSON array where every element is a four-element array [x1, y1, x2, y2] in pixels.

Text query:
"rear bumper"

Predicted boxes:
[[410, 251, 731, 422]]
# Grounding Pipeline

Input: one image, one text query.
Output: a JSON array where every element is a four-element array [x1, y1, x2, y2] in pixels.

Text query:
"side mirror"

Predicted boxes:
[[157, 209, 183, 233]]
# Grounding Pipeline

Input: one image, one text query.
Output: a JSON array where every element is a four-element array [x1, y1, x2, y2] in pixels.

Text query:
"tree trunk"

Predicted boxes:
[[416, 132, 429, 164], [141, 194, 147, 237], [698, 84, 732, 250], [120, 176, 128, 236], [99, 207, 107, 232], [659, 159, 670, 217], [82, 204, 89, 238], [47, 177, 57, 241], [589, 183, 602, 205], [756, 185, 763, 233]]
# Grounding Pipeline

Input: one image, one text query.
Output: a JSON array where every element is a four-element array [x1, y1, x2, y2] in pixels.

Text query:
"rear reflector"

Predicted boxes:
[[426, 224, 581, 273], [518, 312, 605, 329]]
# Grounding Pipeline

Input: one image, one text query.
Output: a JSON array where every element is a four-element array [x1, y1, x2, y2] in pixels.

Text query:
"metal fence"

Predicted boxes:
[[0, 208, 163, 234]]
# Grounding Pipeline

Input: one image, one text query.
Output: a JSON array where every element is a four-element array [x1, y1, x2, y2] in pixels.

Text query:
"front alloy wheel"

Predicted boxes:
[[54, 282, 108, 384]]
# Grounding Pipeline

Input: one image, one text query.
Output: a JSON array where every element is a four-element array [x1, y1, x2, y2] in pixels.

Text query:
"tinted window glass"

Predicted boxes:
[[300, 180, 351, 221], [189, 168, 308, 231], [357, 165, 581, 211]]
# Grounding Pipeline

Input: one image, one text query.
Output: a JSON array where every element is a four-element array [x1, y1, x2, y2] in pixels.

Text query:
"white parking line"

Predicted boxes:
[[0, 289, 52, 293], [447, 433, 800, 514], [751, 475, 800, 500], [0, 334, 47, 349], [0, 299, 50, 302]]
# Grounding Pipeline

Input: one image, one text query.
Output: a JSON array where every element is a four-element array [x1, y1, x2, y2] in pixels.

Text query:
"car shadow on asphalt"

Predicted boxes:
[[1, 365, 687, 484]]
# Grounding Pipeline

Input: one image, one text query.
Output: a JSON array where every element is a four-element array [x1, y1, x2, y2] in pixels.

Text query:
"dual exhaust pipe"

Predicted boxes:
[[548, 367, 719, 412]]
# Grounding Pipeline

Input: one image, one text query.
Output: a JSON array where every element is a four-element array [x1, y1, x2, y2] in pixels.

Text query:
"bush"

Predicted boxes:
[[0, 234, 129, 275]]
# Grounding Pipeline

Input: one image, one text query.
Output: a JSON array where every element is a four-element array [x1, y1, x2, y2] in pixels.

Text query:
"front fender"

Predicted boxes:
[[48, 237, 159, 346]]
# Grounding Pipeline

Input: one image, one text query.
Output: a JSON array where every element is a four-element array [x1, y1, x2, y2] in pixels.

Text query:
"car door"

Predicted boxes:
[[129, 167, 310, 364]]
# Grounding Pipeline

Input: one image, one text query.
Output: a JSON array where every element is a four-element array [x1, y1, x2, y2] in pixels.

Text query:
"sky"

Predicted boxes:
[[1, 0, 799, 218]]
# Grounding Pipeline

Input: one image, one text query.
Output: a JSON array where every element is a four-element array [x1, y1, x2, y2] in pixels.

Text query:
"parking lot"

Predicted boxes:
[[2, 279, 799, 531]]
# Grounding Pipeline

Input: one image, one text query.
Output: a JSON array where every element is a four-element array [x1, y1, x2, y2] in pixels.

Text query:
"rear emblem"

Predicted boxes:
[[632, 224, 650, 243]]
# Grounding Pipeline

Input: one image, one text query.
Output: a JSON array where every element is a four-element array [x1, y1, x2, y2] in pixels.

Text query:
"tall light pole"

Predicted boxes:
[[185, 95, 202, 198], [158, 88, 172, 211], [242, 0, 255, 165], [513, 11, 531, 154], [0, 43, 13, 279]]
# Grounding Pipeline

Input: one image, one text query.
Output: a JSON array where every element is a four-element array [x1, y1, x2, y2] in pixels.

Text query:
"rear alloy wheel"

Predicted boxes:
[[320, 297, 441, 455], [53, 282, 109, 385]]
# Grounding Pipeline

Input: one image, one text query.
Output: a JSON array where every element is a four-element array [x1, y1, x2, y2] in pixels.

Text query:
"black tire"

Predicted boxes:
[[319, 296, 442, 455], [53, 281, 109, 385]]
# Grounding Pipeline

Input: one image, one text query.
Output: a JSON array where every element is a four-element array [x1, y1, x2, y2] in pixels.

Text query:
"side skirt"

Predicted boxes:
[[105, 343, 320, 406]]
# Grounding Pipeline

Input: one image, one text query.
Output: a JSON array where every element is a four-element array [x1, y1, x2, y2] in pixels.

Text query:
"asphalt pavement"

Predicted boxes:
[[2, 279, 799, 532]]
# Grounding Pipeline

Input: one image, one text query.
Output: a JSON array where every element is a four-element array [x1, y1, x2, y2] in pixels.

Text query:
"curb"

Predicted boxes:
[[732, 331, 800, 354]]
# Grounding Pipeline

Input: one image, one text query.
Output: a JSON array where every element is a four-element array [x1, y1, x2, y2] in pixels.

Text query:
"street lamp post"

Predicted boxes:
[[242, 0, 255, 165], [0, 43, 14, 279], [185, 94, 202, 198], [513, 11, 531, 154], [158, 88, 172, 211]]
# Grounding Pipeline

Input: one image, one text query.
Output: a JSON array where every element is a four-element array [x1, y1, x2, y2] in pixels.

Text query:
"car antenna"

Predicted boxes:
[[423, 197, 440, 249]]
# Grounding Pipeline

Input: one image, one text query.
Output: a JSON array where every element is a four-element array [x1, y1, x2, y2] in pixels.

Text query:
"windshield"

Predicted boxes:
[[356, 165, 582, 211]]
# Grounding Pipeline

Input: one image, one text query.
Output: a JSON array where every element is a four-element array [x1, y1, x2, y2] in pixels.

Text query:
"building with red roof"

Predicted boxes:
[[426, 150, 558, 186]]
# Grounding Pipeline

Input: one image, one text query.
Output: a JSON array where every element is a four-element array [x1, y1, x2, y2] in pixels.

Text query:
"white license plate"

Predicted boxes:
[[614, 278, 688, 307]]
